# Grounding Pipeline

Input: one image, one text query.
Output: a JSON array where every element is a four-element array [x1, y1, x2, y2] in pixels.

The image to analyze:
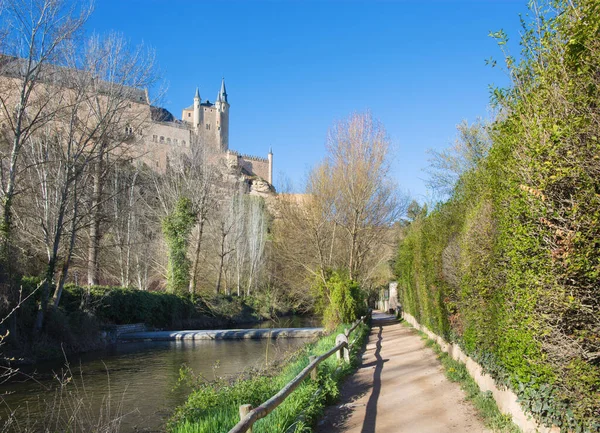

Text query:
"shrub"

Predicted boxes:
[[313, 271, 366, 329]]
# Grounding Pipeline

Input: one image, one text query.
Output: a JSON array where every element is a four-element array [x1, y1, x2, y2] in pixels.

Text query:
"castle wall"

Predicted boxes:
[[239, 156, 270, 181], [146, 122, 191, 148], [143, 122, 192, 171]]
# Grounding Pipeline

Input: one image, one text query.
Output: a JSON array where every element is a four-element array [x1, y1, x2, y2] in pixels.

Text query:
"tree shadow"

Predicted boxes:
[[360, 322, 385, 433]]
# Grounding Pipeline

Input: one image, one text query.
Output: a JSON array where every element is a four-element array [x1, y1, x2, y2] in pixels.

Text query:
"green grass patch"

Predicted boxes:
[[168, 322, 370, 433], [403, 322, 521, 433]]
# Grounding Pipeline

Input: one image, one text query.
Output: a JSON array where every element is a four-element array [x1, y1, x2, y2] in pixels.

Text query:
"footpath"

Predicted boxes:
[[316, 312, 490, 433]]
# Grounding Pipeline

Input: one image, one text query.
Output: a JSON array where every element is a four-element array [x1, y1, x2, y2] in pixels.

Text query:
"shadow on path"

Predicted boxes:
[[360, 315, 396, 433]]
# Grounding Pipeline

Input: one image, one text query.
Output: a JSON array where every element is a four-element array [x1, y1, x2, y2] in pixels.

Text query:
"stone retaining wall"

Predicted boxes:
[[402, 312, 559, 433]]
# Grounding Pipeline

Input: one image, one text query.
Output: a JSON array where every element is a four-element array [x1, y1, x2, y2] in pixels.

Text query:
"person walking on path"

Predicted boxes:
[[316, 312, 490, 433]]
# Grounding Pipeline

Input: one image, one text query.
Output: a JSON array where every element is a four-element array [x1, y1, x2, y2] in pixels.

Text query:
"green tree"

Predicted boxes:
[[162, 197, 196, 294], [313, 270, 366, 329]]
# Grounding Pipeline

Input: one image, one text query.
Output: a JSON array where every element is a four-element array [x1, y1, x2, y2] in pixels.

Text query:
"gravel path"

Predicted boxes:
[[315, 312, 490, 433]]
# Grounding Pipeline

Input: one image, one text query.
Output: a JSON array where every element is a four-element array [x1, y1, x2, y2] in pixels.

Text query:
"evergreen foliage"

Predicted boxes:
[[395, 1, 600, 431], [312, 271, 367, 329], [163, 197, 197, 294]]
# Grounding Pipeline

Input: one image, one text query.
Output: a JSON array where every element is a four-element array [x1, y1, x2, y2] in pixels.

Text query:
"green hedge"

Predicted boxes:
[[395, 2, 599, 431]]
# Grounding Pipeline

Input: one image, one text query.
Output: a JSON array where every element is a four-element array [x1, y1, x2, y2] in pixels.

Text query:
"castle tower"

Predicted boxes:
[[215, 78, 229, 151], [268, 147, 273, 185], [193, 87, 201, 130]]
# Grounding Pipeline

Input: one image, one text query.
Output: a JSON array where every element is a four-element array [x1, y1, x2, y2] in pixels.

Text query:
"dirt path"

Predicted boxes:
[[315, 312, 490, 433]]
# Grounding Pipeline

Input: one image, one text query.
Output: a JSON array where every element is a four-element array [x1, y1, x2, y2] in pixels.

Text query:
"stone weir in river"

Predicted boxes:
[[119, 327, 324, 342]]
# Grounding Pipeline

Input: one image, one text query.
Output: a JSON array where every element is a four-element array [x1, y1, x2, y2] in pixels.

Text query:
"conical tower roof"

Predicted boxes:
[[216, 78, 228, 103]]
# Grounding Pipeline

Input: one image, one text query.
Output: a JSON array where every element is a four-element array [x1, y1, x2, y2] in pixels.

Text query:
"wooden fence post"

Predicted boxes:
[[309, 355, 318, 380], [239, 404, 253, 433], [335, 334, 350, 363]]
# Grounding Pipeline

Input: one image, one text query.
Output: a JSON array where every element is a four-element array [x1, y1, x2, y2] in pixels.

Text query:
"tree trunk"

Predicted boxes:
[[87, 153, 105, 285], [215, 255, 223, 294], [348, 210, 359, 280], [34, 182, 70, 331], [215, 227, 226, 294], [53, 186, 79, 308], [189, 219, 205, 294]]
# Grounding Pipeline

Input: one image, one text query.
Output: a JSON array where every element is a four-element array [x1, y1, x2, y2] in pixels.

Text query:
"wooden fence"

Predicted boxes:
[[228, 314, 370, 433]]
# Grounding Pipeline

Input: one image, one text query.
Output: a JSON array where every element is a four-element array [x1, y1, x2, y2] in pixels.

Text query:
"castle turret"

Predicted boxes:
[[216, 78, 228, 105], [268, 147, 273, 185], [193, 87, 201, 130], [215, 78, 229, 151]]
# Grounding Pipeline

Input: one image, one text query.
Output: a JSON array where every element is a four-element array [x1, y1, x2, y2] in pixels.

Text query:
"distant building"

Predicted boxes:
[[144, 79, 273, 187]]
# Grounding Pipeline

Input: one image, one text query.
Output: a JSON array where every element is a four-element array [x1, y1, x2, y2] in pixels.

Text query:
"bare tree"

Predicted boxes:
[[0, 0, 91, 269], [213, 196, 237, 294], [325, 111, 404, 280], [82, 32, 157, 285], [245, 196, 267, 295], [187, 145, 219, 294], [11, 31, 157, 329]]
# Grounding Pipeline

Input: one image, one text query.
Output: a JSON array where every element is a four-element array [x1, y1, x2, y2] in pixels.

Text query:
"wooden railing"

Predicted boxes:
[[228, 313, 371, 433]]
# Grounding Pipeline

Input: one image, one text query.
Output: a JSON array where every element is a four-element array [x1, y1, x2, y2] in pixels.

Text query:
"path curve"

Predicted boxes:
[[316, 312, 490, 433]]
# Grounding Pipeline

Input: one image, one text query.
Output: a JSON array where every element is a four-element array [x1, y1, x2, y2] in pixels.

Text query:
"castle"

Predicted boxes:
[[143, 79, 273, 187], [0, 55, 273, 191]]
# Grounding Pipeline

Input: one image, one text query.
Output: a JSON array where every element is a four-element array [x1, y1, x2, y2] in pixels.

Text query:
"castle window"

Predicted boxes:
[[188, 113, 191, 117], [167, 138, 171, 144], [152, 135, 157, 142], [160, 136, 164, 143], [182, 140, 186, 146], [206, 124, 210, 130], [173, 139, 178, 145]]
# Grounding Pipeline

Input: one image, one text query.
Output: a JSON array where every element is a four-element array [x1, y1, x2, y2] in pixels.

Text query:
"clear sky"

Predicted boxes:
[[87, 0, 529, 201]]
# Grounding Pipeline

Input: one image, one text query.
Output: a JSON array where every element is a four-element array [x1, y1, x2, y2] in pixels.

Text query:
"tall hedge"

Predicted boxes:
[[396, 1, 599, 431]]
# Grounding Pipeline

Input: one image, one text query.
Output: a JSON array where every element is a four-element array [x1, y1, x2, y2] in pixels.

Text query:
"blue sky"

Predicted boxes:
[[88, 0, 528, 201]]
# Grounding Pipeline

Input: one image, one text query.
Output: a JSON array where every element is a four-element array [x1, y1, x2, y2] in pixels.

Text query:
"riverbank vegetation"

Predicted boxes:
[[4, 279, 298, 361], [169, 321, 370, 433], [395, 1, 600, 431]]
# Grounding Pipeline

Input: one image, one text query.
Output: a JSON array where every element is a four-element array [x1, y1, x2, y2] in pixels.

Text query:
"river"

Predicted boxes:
[[0, 317, 320, 432]]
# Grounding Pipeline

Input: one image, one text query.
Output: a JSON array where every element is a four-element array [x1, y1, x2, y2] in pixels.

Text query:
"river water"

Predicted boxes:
[[0, 317, 320, 432]]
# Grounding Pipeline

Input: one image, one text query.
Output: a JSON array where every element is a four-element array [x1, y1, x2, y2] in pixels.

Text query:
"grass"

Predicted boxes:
[[168, 321, 370, 433], [401, 322, 521, 433]]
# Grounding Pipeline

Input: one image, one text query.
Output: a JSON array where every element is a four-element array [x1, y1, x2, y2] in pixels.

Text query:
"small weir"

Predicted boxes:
[[119, 326, 323, 341]]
